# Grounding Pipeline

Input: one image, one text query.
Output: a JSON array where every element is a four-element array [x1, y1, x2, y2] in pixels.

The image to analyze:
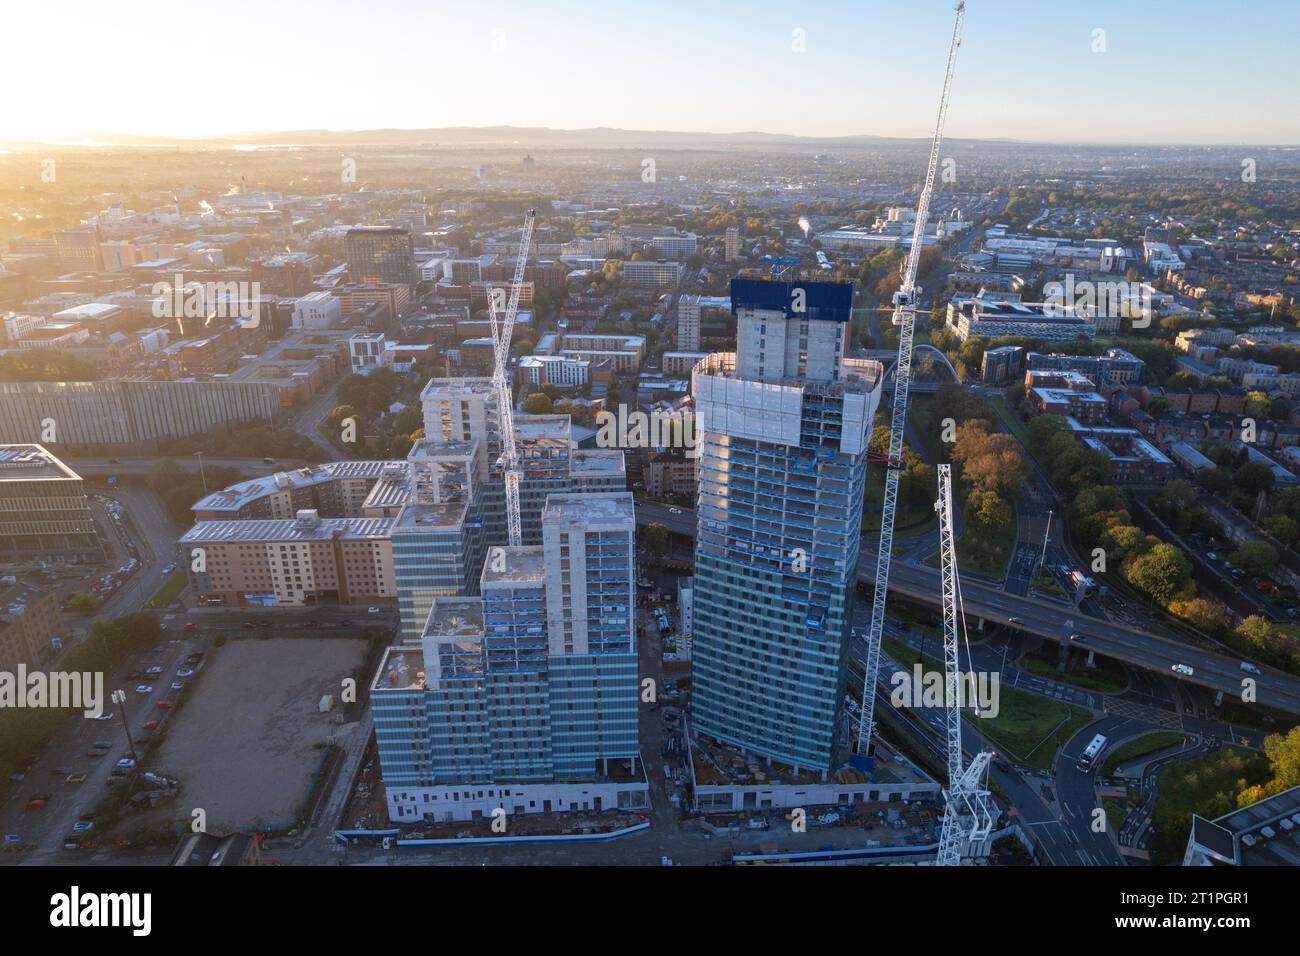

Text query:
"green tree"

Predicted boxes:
[[1231, 540, 1278, 579], [1235, 615, 1275, 654], [1124, 542, 1193, 606], [1262, 514, 1298, 547], [645, 523, 668, 557], [523, 393, 554, 414]]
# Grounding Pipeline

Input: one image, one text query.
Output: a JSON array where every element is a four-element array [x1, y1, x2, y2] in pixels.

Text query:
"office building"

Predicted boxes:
[[0, 445, 103, 561], [690, 277, 883, 774], [946, 296, 1096, 344], [724, 227, 739, 263], [344, 227, 415, 287]]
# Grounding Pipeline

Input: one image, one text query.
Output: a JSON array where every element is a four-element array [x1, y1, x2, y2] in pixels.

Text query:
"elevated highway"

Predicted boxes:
[[635, 501, 1300, 717]]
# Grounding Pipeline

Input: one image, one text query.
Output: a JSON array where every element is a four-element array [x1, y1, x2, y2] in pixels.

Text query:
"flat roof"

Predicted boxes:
[[193, 460, 401, 512], [179, 515, 393, 544], [480, 545, 546, 585], [0, 444, 81, 482], [423, 596, 485, 641], [542, 491, 635, 530], [372, 646, 427, 692]]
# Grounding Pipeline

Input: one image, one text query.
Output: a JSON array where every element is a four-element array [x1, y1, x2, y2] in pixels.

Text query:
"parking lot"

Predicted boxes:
[[124, 635, 369, 836]]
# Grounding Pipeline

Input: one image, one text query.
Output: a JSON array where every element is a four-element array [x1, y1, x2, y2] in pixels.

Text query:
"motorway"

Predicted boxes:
[[634, 500, 1300, 716]]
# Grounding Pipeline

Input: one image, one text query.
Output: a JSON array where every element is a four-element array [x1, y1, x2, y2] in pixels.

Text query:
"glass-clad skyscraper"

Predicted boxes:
[[690, 277, 883, 774]]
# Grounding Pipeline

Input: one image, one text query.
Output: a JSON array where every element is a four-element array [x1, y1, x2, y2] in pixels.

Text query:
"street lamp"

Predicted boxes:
[[110, 689, 138, 764], [194, 452, 208, 496]]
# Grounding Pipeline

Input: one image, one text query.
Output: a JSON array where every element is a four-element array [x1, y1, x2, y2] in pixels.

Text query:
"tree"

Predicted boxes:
[[1027, 414, 1070, 452], [1235, 462, 1275, 496], [1169, 596, 1226, 636], [1231, 540, 1278, 579], [1124, 542, 1193, 606], [1235, 615, 1275, 654], [1244, 390, 1271, 419], [964, 488, 1012, 535], [522, 393, 553, 415], [1262, 727, 1300, 790], [645, 523, 668, 557], [393, 405, 423, 436], [1262, 514, 1298, 547]]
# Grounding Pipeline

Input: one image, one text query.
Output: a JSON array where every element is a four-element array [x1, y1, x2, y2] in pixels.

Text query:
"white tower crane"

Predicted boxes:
[[486, 208, 537, 548], [856, 0, 966, 755], [933, 462, 994, 865]]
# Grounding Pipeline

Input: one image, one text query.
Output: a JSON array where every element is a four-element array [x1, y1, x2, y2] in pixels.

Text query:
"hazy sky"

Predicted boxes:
[[7, 0, 1298, 144]]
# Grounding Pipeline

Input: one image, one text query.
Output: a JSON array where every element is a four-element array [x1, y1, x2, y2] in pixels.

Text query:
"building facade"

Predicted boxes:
[[689, 277, 882, 775]]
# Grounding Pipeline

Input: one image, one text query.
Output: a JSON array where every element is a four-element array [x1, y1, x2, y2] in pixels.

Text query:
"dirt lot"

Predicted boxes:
[[130, 635, 368, 833]]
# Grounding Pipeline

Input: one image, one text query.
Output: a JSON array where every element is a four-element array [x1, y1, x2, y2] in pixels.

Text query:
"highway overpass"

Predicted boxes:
[[635, 501, 1300, 717]]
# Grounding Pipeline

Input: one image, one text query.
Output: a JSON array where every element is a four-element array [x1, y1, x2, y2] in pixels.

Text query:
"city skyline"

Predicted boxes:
[[5, 0, 1300, 146]]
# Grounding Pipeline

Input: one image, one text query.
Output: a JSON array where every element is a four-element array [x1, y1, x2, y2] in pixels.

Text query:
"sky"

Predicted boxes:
[[5, 0, 1299, 145]]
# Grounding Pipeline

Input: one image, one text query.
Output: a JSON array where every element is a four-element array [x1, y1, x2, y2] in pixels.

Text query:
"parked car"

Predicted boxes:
[[184, 622, 200, 631], [145, 665, 163, 676], [367, 606, 380, 614], [93, 712, 114, 721], [134, 685, 153, 694], [176, 668, 194, 678], [143, 720, 159, 731], [65, 774, 86, 785], [156, 700, 172, 710], [116, 758, 136, 769]]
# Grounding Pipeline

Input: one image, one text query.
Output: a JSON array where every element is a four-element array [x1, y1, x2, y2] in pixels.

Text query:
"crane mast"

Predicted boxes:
[[856, 0, 966, 755], [487, 209, 537, 548], [933, 463, 993, 865]]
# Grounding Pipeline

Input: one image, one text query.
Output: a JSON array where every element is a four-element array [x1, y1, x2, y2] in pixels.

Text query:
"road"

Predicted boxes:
[[634, 500, 1300, 716]]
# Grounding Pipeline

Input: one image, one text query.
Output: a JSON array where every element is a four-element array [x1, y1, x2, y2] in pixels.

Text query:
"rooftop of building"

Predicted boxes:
[[730, 276, 853, 323], [1188, 784, 1300, 866], [480, 545, 546, 585], [193, 460, 403, 513], [541, 491, 634, 530], [423, 596, 485, 642], [178, 513, 393, 544], [569, 448, 625, 476], [419, 375, 494, 400], [0, 444, 81, 482], [371, 645, 428, 692]]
